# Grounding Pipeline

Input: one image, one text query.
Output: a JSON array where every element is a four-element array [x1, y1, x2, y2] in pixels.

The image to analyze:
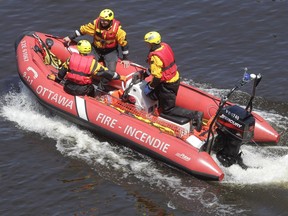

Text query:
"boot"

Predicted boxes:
[[194, 112, 203, 132]]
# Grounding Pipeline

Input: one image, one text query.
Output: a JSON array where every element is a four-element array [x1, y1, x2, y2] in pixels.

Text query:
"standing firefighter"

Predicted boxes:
[[63, 9, 130, 71]]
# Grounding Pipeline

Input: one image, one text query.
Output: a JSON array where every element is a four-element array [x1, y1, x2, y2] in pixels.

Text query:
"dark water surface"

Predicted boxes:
[[1, 1, 288, 215]]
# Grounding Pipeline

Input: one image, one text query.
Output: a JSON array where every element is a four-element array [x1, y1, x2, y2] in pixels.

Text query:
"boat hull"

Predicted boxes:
[[14, 31, 280, 181]]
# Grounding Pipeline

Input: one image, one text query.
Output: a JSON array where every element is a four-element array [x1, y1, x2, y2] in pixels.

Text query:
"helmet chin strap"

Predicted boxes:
[[150, 43, 161, 51]]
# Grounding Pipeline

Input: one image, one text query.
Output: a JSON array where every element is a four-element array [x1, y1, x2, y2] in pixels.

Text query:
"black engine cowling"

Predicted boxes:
[[214, 105, 255, 168]]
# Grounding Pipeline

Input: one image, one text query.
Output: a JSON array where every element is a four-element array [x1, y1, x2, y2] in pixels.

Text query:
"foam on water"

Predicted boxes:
[[221, 145, 288, 185], [1, 82, 287, 214]]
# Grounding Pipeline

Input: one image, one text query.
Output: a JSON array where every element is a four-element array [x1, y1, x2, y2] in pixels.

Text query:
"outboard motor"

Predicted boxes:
[[214, 105, 255, 168], [204, 69, 262, 169]]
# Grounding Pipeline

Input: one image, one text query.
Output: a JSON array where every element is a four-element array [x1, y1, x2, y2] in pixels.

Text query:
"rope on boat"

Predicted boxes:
[[32, 33, 214, 141], [98, 94, 192, 138], [32, 33, 62, 69]]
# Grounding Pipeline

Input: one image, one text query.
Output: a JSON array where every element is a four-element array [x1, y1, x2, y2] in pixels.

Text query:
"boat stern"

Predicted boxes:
[[195, 151, 224, 181]]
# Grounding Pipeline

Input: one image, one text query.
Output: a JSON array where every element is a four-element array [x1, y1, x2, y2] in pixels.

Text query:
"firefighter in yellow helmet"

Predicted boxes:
[[63, 9, 130, 72], [48, 40, 125, 96], [143, 31, 203, 132]]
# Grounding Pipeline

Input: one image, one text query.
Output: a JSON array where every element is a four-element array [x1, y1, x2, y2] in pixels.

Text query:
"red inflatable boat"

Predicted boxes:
[[15, 32, 280, 181]]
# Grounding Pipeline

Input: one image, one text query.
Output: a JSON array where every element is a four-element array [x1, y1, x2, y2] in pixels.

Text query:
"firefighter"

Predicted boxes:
[[48, 40, 125, 96], [63, 9, 130, 72], [143, 31, 203, 131]]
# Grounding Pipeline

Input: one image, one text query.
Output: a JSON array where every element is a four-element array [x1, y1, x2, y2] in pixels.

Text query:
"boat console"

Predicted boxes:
[[125, 78, 192, 134], [126, 79, 158, 113]]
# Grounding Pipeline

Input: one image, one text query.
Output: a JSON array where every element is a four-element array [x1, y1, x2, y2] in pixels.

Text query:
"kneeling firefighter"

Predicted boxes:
[[48, 40, 125, 96], [143, 31, 203, 132]]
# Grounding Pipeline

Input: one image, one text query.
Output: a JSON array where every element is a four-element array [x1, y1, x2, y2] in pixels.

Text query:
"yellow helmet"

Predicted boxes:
[[77, 40, 92, 55], [99, 9, 114, 21], [144, 31, 161, 44]]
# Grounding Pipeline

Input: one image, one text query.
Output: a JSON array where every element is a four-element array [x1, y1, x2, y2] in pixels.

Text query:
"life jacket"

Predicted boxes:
[[147, 42, 178, 82], [94, 18, 120, 49], [66, 53, 94, 85]]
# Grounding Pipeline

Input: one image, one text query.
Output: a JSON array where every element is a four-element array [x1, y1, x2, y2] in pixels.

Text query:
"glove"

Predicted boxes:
[[139, 68, 150, 79], [47, 74, 56, 81], [145, 68, 151, 76], [63, 36, 72, 46], [144, 83, 154, 95]]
